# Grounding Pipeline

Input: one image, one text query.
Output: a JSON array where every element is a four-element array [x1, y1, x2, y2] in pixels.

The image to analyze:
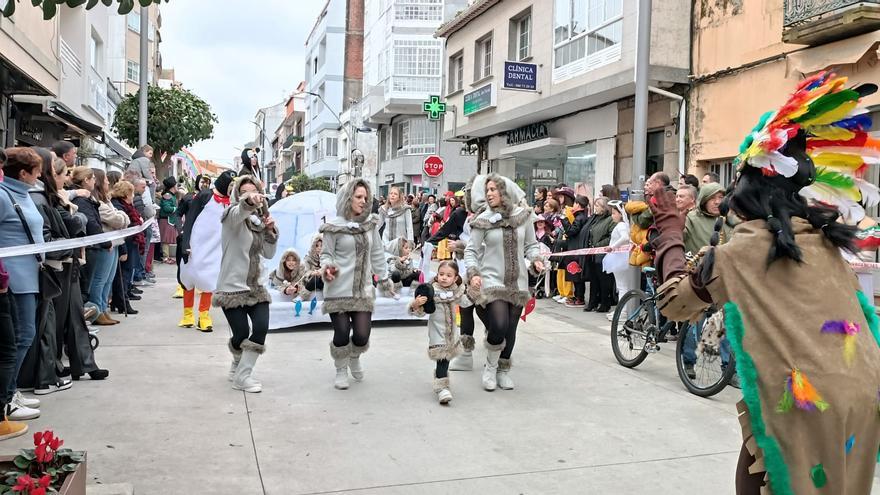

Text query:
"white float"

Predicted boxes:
[[265, 191, 427, 330]]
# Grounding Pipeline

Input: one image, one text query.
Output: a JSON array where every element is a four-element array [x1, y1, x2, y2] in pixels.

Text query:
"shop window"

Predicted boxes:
[[563, 141, 597, 192], [646, 130, 665, 177]]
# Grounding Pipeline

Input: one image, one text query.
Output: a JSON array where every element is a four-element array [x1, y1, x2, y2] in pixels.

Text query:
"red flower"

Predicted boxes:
[[32, 432, 43, 446], [38, 475, 50, 488], [42, 431, 53, 444], [31, 488, 45, 495], [49, 438, 62, 450], [34, 444, 47, 463], [12, 474, 34, 492]]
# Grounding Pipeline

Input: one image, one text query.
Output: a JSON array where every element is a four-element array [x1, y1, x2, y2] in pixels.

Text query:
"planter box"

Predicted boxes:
[[0, 453, 86, 495]]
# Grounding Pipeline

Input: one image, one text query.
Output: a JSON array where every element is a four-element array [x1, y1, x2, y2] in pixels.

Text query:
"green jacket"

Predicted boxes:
[[684, 182, 732, 254], [159, 193, 179, 225]]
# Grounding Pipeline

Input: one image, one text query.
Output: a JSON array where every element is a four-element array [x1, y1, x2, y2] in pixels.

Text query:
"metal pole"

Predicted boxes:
[[631, 0, 652, 201], [138, 6, 149, 148]]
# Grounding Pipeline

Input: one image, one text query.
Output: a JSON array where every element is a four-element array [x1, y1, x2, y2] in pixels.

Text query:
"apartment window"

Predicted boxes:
[[474, 34, 493, 81], [127, 11, 140, 33], [325, 137, 338, 157], [392, 39, 442, 94], [89, 33, 101, 71], [646, 130, 665, 177], [408, 119, 437, 155], [395, 120, 409, 158], [447, 52, 464, 94], [395, 0, 442, 21], [509, 11, 531, 61], [553, 0, 623, 73], [126, 61, 140, 83]]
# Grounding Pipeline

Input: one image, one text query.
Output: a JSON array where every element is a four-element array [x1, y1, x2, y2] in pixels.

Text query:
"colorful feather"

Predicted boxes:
[[777, 369, 829, 413], [821, 320, 861, 365]]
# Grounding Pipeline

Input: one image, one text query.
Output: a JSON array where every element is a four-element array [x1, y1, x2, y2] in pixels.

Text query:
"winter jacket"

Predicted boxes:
[[684, 182, 733, 254], [213, 189, 279, 309], [71, 196, 109, 249], [563, 210, 591, 283], [386, 237, 416, 282], [427, 206, 467, 244], [97, 199, 130, 249], [464, 174, 542, 307], [379, 204, 414, 249], [270, 248, 310, 300], [304, 234, 322, 272], [409, 282, 465, 361], [0, 177, 44, 294], [158, 192, 178, 225], [29, 186, 76, 268], [625, 201, 653, 267], [126, 154, 152, 185], [319, 179, 388, 314], [111, 198, 144, 256]]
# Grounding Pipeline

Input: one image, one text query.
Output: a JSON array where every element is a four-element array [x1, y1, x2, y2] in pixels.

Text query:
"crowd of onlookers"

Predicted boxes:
[[0, 142, 187, 440]]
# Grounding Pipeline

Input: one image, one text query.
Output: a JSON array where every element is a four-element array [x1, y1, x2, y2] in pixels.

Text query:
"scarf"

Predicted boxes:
[[213, 192, 230, 207], [118, 199, 145, 254]]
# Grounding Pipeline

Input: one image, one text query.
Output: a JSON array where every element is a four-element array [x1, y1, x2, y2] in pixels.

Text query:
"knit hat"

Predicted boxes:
[[214, 170, 237, 197], [162, 176, 177, 191]]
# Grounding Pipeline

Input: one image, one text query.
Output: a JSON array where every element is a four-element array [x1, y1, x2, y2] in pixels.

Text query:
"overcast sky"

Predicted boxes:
[[160, 0, 326, 164]]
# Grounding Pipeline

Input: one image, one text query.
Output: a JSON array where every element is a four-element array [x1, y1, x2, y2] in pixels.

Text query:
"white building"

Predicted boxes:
[[253, 101, 286, 182], [303, 0, 364, 180], [361, 0, 475, 196]]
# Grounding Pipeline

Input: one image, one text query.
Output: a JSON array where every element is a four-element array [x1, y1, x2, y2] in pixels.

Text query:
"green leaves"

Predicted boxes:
[[112, 84, 217, 176], [0, 0, 170, 19]]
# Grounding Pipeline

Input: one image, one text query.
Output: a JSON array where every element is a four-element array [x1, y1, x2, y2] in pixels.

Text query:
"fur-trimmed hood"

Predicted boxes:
[[274, 248, 303, 282], [386, 236, 412, 257], [464, 175, 487, 215], [381, 202, 411, 218], [306, 233, 322, 269], [336, 178, 373, 223], [484, 173, 526, 217]]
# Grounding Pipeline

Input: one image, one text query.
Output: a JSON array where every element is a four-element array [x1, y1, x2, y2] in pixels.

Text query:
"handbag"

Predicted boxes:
[[1, 189, 63, 300]]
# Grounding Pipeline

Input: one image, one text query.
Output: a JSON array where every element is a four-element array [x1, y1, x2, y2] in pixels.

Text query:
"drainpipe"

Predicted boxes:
[[648, 85, 686, 177]]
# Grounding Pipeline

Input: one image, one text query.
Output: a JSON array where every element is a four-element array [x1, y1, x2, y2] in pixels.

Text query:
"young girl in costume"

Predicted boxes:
[[651, 71, 880, 494], [320, 179, 389, 390], [385, 237, 419, 299], [270, 249, 311, 300], [409, 261, 465, 404], [303, 234, 324, 295], [379, 186, 413, 251]]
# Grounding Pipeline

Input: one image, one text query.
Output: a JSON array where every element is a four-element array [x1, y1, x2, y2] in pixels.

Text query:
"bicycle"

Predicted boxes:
[[610, 267, 735, 397], [674, 307, 736, 397]]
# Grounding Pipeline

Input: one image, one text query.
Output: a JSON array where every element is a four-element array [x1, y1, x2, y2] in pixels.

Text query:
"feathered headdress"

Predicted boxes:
[[735, 71, 879, 222]]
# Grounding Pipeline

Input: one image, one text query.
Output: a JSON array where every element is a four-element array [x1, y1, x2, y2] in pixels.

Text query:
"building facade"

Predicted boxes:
[[436, 0, 690, 200], [304, 0, 365, 180], [272, 92, 306, 183], [108, 6, 161, 96], [361, 0, 475, 196], [253, 101, 287, 184]]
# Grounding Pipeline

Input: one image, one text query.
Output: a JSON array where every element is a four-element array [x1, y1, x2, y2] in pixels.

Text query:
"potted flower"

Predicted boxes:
[[0, 430, 86, 495]]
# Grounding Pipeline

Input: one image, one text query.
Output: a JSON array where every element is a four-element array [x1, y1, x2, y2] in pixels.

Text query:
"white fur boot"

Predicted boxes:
[[433, 377, 453, 404], [330, 343, 350, 390], [232, 339, 264, 393], [449, 335, 475, 371], [349, 342, 369, 382], [496, 358, 514, 390], [482, 342, 504, 391]]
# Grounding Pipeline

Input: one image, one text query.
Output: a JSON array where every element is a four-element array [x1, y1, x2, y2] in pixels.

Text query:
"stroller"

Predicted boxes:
[[530, 243, 552, 299]]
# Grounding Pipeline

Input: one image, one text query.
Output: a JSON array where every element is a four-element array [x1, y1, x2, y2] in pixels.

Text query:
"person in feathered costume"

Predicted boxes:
[[651, 71, 880, 494], [177, 171, 237, 332]]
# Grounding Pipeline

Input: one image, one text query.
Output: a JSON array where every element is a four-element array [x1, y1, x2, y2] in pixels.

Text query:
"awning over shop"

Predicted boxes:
[[499, 137, 568, 160], [786, 31, 880, 76], [46, 101, 102, 137], [101, 132, 132, 161], [0, 57, 52, 96]]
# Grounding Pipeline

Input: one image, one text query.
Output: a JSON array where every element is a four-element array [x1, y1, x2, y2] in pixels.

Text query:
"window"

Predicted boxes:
[[89, 33, 101, 71], [127, 11, 140, 32], [126, 61, 140, 83], [395, 0, 442, 21], [448, 52, 463, 93], [394, 118, 436, 156], [553, 0, 623, 75], [562, 141, 597, 188], [474, 34, 493, 81], [709, 161, 735, 188], [384, 127, 392, 161], [325, 137, 338, 157], [646, 130, 665, 177], [509, 11, 531, 61], [392, 39, 442, 94]]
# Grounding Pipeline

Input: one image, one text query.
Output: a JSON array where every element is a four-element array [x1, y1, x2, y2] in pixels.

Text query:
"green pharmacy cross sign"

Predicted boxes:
[[423, 95, 447, 121]]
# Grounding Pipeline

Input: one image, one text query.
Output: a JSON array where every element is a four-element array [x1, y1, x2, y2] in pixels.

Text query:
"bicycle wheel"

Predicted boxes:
[[610, 290, 651, 368], [675, 316, 736, 397]]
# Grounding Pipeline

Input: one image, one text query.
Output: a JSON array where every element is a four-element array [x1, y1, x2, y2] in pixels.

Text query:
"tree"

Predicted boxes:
[[112, 84, 217, 177], [2, 0, 168, 20], [285, 174, 331, 193]]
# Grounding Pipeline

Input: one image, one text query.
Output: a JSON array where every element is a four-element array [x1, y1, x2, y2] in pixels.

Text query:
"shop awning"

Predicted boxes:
[[786, 31, 880, 76], [0, 58, 53, 96], [101, 132, 133, 160], [46, 101, 102, 137], [499, 138, 568, 159]]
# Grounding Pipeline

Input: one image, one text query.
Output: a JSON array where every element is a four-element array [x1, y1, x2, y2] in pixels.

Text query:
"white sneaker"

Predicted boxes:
[[437, 388, 453, 404], [606, 311, 615, 321], [552, 295, 563, 302], [13, 391, 39, 409], [6, 403, 39, 421], [34, 378, 73, 396], [496, 371, 515, 390]]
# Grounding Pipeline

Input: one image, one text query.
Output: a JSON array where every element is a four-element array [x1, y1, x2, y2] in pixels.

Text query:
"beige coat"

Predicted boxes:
[[660, 218, 880, 494]]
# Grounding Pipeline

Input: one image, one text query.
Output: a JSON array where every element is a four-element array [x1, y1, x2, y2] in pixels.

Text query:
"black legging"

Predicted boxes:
[[222, 302, 270, 348], [587, 260, 614, 308], [435, 359, 449, 378], [459, 304, 488, 337], [391, 271, 420, 287], [304, 275, 324, 292], [330, 312, 372, 347], [485, 301, 522, 359]]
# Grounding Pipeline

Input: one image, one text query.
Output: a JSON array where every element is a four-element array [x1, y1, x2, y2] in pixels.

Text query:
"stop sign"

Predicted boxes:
[[423, 155, 444, 177]]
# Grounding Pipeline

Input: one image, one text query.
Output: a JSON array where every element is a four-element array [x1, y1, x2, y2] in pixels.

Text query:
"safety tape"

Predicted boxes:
[[0, 219, 157, 258], [548, 245, 632, 257]]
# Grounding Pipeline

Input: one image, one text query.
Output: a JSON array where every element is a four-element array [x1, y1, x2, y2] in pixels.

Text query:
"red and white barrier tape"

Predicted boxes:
[[0, 219, 156, 258]]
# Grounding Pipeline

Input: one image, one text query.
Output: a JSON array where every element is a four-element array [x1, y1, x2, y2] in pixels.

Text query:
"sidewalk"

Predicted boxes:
[[1, 265, 871, 494]]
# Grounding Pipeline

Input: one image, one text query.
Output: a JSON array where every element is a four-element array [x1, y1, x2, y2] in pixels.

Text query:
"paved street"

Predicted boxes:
[[2, 265, 874, 494]]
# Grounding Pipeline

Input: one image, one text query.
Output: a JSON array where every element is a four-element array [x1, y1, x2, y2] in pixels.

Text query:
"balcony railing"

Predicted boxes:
[[783, 0, 880, 45]]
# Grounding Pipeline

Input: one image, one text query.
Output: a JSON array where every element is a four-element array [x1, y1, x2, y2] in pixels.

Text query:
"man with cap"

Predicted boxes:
[[178, 170, 237, 332]]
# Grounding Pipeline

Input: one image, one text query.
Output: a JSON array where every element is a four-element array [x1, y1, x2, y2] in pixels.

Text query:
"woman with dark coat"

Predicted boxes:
[[584, 197, 615, 312], [563, 196, 592, 307], [69, 167, 107, 305]]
